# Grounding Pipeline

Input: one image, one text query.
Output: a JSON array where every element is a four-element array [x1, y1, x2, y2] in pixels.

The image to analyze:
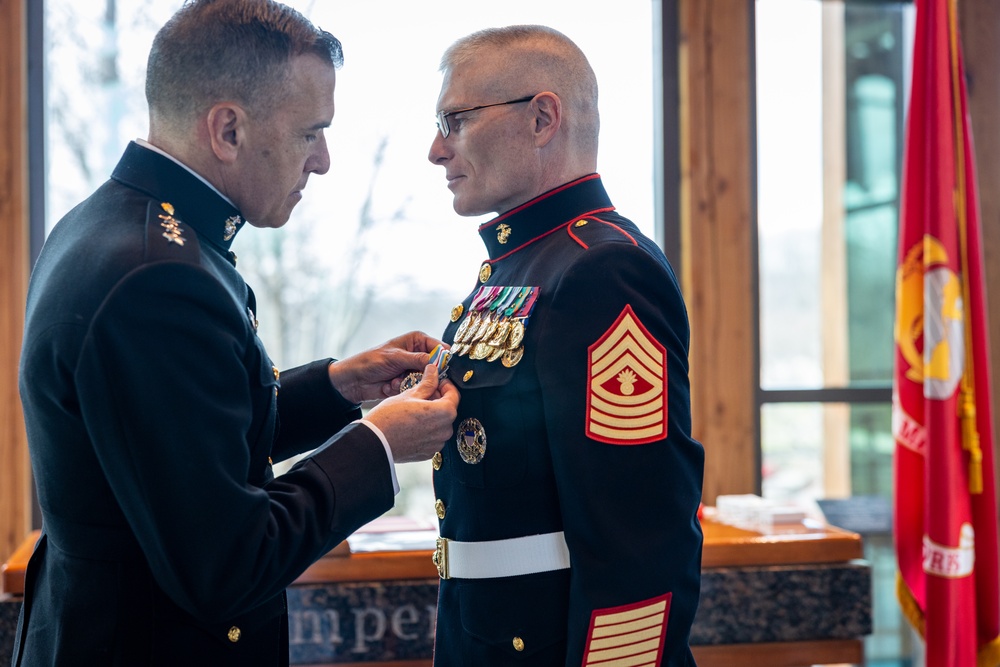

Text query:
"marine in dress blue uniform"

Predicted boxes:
[[14, 142, 396, 666], [431, 174, 704, 665]]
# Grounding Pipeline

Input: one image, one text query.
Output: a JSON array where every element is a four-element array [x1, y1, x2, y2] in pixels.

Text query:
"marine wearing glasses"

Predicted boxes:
[[435, 94, 537, 138]]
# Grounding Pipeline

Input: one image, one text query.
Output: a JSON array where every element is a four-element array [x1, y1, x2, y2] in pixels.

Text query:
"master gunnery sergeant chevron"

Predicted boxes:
[[13, 2, 458, 665], [426, 25, 705, 666]]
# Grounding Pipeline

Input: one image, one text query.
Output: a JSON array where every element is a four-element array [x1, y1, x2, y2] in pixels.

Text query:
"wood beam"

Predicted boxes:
[[0, 0, 32, 561], [679, 0, 758, 503]]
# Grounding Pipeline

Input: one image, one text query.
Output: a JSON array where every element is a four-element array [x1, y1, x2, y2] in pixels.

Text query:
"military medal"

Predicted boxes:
[[399, 345, 452, 393], [399, 372, 422, 392], [456, 418, 487, 464], [508, 319, 526, 349], [450, 284, 539, 363], [502, 346, 524, 368]]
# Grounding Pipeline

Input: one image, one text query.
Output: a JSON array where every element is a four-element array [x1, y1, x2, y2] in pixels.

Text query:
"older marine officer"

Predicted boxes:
[[426, 25, 704, 666], [14, 2, 458, 665]]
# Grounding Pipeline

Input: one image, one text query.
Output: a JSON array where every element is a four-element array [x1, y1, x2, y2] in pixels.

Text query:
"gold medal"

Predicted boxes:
[[480, 314, 501, 342], [455, 312, 477, 343], [508, 319, 526, 349], [488, 319, 511, 347], [470, 342, 493, 360], [399, 372, 422, 393], [502, 346, 524, 368], [456, 418, 487, 464], [487, 345, 506, 362], [469, 313, 493, 344]]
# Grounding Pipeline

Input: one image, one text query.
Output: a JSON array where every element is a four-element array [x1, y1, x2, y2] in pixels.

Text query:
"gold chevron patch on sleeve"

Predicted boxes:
[[582, 593, 672, 666], [586, 305, 667, 445]]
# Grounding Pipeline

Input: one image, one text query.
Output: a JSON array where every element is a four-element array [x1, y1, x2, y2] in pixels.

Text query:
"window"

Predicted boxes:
[[756, 0, 915, 662]]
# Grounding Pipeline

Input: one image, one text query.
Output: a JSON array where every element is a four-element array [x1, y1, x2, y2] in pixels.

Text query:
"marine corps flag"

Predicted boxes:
[[893, 0, 1000, 664]]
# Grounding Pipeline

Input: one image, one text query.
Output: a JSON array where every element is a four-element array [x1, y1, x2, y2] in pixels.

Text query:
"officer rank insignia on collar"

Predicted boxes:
[[449, 285, 539, 367], [158, 202, 185, 246], [586, 305, 667, 445], [223, 215, 242, 241]]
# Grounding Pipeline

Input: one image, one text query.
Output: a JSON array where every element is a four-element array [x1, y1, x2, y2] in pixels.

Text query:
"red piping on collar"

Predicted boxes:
[[486, 206, 615, 264], [477, 173, 602, 232]]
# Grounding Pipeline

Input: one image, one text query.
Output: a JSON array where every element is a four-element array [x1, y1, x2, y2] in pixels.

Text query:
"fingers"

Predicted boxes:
[[408, 364, 439, 398]]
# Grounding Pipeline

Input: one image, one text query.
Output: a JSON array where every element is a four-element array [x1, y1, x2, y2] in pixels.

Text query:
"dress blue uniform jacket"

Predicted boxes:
[[14, 142, 395, 666], [432, 175, 704, 666]]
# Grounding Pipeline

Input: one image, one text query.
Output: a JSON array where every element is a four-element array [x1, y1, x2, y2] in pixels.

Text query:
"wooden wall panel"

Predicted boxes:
[[0, 0, 31, 562], [679, 0, 758, 504]]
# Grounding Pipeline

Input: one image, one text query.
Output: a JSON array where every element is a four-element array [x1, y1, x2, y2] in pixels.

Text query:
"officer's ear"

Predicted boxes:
[[530, 92, 562, 148], [206, 102, 247, 164]]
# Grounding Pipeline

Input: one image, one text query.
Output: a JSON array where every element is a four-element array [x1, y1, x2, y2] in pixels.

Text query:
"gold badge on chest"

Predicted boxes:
[[456, 418, 487, 464]]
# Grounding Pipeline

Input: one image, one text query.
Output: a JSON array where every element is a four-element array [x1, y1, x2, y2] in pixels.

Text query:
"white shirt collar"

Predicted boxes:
[[136, 138, 238, 209]]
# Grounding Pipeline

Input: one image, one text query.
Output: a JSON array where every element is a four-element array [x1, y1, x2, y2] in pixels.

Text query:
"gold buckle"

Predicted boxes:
[[432, 537, 450, 579]]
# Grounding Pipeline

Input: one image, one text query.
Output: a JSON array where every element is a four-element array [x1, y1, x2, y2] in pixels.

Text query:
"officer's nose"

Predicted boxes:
[[428, 130, 451, 165]]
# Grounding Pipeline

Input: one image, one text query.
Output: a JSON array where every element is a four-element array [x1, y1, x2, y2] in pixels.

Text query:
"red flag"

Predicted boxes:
[[893, 0, 1000, 664]]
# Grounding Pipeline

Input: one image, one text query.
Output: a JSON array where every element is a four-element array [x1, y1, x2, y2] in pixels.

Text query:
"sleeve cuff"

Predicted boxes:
[[355, 419, 400, 495]]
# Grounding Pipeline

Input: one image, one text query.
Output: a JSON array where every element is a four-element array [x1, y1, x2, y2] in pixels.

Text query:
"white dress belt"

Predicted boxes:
[[432, 531, 571, 580]]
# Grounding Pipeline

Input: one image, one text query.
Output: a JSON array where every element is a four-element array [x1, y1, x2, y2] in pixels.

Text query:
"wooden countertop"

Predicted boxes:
[[2, 512, 863, 594]]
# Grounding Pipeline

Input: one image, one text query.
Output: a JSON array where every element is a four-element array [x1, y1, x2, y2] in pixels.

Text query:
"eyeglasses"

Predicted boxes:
[[435, 95, 537, 139]]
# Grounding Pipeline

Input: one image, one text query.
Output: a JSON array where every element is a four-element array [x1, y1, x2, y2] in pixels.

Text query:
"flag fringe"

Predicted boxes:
[[896, 571, 926, 637], [979, 635, 1000, 667]]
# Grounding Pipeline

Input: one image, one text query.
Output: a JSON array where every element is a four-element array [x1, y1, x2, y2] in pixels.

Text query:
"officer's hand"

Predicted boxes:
[[364, 364, 460, 464], [328, 331, 446, 404]]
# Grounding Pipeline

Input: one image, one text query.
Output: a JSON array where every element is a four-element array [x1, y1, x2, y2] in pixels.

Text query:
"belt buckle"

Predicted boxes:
[[432, 537, 450, 579]]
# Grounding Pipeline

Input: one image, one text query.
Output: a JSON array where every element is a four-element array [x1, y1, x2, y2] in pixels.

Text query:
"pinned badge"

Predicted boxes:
[[479, 263, 492, 283], [223, 215, 242, 241], [158, 209, 185, 246], [451, 304, 464, 322], [456, 418, 487, 464], [398, 344, 451, 393], [496, 223, 512, 244]]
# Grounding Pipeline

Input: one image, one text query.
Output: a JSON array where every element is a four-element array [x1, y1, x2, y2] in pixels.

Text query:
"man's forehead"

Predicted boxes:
[[439, 61, 506, 107]]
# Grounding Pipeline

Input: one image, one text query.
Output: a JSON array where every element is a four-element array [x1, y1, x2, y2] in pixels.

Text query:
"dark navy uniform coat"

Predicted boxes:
[[14, 142, 394, 666], [432, 175, 704, 666]]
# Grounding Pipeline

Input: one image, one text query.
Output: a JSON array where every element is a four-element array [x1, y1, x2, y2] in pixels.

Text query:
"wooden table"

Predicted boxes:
[[1, 514, 870, 667]]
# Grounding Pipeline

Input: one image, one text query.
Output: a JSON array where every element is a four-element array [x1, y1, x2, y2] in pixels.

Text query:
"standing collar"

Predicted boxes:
[[477, 174, 614, 260], [111, 141, 246, 252]]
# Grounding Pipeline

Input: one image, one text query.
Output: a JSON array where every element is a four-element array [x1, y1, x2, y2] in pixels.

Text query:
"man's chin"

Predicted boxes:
[[452, 197, 491, 218]]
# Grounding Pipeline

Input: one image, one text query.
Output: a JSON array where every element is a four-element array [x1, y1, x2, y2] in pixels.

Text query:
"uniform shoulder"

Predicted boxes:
[[562, 212, 645, 251], [144, 200, 202, 265]]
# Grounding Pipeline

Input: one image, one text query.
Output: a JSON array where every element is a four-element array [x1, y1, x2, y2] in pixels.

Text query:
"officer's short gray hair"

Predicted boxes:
[[146, 0, 342, 125], [441, 25, 600, 153]]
